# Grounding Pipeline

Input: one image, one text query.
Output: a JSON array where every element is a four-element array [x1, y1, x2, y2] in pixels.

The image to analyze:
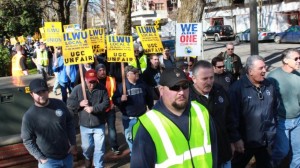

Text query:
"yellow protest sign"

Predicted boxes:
[[39, 27, 44, 34], [106, 35, 134, 62], [62, 30, 94, 65], [154, 18, 161, 29], [44, 22, 63, 46], [136, 26, 164, 54], [10, 37, 17, 45], [18, 36, 26, 45], [63, 24, 81, 32], [87, 28, 105, 54], [39, 27, 46, 41]]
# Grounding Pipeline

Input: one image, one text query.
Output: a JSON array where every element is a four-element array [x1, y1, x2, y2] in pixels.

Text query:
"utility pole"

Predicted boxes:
[[250, 0, 259, 55], [258, 0, 263, 28], [104, 0, 110, 34]]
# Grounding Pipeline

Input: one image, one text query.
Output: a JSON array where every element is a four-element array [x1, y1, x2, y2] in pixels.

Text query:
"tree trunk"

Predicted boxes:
[[58, 0, 66, 24], [115, 0, 132, 35], [76, 0, 89, 29], [177, 0, 206, 22], [64, 0, 72, 24]]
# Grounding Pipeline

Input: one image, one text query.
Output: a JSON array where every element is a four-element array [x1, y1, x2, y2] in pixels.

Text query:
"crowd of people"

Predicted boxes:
[[17, 39, 300, 168]]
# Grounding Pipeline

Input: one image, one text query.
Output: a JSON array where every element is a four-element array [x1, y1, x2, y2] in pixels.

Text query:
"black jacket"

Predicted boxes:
[[142, 66, 161, 100], [214, 72, 235, 92], [112, 79, 153, 117], [67, 83, 110, 128], [228, 75, 277, 148], [190, 84, 233, 165]]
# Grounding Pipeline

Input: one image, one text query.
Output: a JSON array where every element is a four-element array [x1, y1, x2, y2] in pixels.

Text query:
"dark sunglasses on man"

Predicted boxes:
[[169, 82, 189, 91]]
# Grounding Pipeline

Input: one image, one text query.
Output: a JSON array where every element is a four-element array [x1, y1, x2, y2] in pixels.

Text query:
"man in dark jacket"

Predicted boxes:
[[67, 69, 109, 168], [219, 42, 243, 80], [212, 56, 235, 92], [112, 65, 153, 152], [142, 54, 161, 101], [190, 60, 234, 168], [229, 55, 277, 168]]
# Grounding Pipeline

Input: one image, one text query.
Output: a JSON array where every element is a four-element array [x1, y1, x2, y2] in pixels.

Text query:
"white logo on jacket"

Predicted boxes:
[[55, 109, 63, 117]]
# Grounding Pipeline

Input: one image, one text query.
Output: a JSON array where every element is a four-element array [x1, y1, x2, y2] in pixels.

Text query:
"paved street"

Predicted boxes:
[[202, 40, 300, 72], [47, 41, 299, 168]]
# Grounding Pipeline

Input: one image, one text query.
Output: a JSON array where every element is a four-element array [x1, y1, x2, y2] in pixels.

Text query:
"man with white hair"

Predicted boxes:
[[229, 55, 277, 168]]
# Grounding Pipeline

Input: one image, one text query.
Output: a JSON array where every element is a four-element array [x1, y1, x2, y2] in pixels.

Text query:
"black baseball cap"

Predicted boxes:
[[159, 68, 188, 87], [29, 79, 48, 93]]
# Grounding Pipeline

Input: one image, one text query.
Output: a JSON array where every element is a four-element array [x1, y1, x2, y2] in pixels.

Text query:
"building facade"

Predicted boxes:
[[203, 0, 300, 33]]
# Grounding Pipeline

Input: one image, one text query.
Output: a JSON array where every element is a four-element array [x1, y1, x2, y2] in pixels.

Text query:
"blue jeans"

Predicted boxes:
[[272, 116, 300, 168], [53, 72, 59, 92], [38, 154, 73, 168], [105, 108, 118, 148], [80, 125, 105, 168], [122, 116, 137, 152], [220, 160, 231, 168], [59, 81, 74, 103]]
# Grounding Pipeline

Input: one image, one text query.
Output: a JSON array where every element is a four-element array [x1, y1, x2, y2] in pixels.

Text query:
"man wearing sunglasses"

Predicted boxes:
[[267, 49, 300, 168], [190, 60, 233, 168], [131, 67, 217, 168], [212, 56, 235, 92], [67, 69, 110, 168], [218, 42, 243, 80], [229, 56, 277, 168]]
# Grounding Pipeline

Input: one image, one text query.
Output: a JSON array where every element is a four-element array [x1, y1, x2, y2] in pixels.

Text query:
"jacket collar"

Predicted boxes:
[[240, 75, 270, 88]]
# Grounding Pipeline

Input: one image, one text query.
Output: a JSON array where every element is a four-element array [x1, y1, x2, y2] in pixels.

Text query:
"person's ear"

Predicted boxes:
[[283, 58, 288, 64]]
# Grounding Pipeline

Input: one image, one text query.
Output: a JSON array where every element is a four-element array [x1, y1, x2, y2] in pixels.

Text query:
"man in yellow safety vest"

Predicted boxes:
[[11, 44, 28, 77], [131, 67, 217, 168]]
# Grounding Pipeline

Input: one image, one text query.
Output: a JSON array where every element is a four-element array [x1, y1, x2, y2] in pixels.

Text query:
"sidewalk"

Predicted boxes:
[[47, 76, 130, 168]]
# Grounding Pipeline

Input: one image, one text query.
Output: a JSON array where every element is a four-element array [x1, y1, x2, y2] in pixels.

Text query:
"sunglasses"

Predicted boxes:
[[255, 87, 264, 100], [294, 57, 300, 61], [169, 82, 189, 91], [216, 65, 225, 69], [227, 48, 234, 51]]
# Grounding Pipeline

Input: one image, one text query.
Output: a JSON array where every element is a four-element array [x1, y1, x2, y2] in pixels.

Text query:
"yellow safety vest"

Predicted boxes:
[[128, 54, 147, 72], [36, 50, 48, 66], [134, 101, 213, 168], [11, 54, 24, 77]]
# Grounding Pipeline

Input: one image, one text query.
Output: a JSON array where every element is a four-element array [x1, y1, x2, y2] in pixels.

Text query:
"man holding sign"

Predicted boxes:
[[67, 69, 109, 168]]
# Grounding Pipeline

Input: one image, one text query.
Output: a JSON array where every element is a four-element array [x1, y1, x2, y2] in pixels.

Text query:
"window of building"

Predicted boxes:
[[155, 3, 164, 10]]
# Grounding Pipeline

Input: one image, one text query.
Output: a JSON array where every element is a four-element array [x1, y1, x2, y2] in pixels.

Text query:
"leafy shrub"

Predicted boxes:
[[0, 45, 11, 77]]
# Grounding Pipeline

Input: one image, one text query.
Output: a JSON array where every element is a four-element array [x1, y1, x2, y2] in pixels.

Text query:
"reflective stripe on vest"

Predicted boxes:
[[106, 76, 115, 100], [137, 101, 212, 168], [36, 50, 48, 66], [11, 54, 24, 77], [105, 76, 116, 112]]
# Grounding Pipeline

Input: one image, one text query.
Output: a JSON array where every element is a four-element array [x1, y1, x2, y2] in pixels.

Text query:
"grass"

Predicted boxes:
[[27, 58, 38, 75]]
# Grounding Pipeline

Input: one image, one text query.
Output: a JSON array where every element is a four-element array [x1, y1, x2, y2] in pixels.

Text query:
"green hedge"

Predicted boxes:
[[0, 45, 11, 77]]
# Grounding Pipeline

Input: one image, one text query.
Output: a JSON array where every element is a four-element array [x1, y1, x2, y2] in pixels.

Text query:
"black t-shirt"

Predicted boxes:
[[20, 56, 28, 70]]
